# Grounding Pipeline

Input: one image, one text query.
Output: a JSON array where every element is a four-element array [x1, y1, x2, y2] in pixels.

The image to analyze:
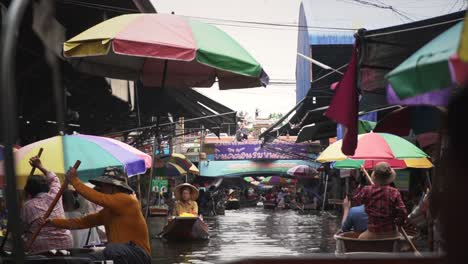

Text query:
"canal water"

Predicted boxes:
[[150, 205, 341, 263]]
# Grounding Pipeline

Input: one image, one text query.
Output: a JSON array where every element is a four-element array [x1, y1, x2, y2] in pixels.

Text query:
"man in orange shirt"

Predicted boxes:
[[41, 167, 151, 263]]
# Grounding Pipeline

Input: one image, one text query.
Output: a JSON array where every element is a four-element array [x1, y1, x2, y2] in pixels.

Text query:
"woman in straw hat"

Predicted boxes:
[[174, 183, 199, 216], [353, 162, 408, 239]]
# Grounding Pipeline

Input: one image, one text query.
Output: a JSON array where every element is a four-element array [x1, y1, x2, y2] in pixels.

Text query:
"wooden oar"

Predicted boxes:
[[361, 165, 421, 256], [400, 226, 422, 257], [360, 166, 374, 185], [29, 148, 44, 176], [25, 160, 81, 252]]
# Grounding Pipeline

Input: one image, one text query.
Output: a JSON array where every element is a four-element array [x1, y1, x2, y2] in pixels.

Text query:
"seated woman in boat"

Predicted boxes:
[[353, 162, 407, 239], [174, 183, 199, 217]]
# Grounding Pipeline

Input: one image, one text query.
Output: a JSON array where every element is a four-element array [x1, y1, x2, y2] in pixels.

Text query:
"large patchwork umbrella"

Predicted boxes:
[[63, 13, 269, 89], [317, 132, 428, 162], [333, 158, 433, 170], [386, 21, 466, 104], [15, 134, 152, 187]]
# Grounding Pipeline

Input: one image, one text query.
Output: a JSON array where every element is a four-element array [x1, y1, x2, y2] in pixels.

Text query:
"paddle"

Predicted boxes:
[[360, 166, 374, 185], [360, 166, 421, 256], [25, 160, 81, 252], [400, 226, 422, 257]]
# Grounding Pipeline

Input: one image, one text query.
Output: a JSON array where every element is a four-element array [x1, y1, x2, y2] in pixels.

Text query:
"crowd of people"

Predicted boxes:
[[3, 155, 428, 261]]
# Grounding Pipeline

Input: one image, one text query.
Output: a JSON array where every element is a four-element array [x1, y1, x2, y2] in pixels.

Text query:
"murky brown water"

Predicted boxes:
[[149, 204, 341, 263]]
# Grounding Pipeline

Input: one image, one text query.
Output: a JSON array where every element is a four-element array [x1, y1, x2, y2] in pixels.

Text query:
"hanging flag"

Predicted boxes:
[[325, 44, 359, 155]]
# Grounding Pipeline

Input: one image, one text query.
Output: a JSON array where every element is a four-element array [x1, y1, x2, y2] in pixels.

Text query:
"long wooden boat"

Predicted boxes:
[[334, 231, 404, 255], [263, 201, 276, 209], [240, 197, 259, 207], [149, 205, 169, 216], [225, 199, 241, 210], [161, 216, 209, 241]]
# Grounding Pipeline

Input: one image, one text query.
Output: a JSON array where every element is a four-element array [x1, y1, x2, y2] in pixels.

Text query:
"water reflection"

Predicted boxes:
[[150, 206, 341, 263]]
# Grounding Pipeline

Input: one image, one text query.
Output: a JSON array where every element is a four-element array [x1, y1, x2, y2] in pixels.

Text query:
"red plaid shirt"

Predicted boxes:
[[353, 185, 407, 233], [22, 172, 72, 253]]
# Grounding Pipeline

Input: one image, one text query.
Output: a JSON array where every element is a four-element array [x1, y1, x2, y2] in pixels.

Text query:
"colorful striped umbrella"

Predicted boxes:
[[386, 22, 465, 103], [286, 165, 319, 178], [64, 14, 269, 89], [243, 176, 255, 183], [15, 135, 152, 188], [261, 176, 296, 185], [155, 153, 199, 176], [317, 132, 428, 163], [333, 158, 433, 170]]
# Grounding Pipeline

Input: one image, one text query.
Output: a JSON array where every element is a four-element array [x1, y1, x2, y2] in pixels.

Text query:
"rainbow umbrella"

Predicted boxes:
[[333, 158, 433, 170], [386, 22, 465, 105], [64, 14, 269, 89], [286, 165, 318, 179], [15, 134, 152, 188], [155, 153, 199, 177], [261, 176, 296, 185], [317, 132, 428, 163]]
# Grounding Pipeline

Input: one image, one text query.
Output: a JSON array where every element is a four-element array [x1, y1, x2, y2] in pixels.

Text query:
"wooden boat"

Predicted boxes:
[[160, 216, 209, 241], [240, 197, 259, 207], [225, 199, 241, 210], [149, 205, 169, 216], [263, 201, 276, 209], [334, 231, 404, 255]]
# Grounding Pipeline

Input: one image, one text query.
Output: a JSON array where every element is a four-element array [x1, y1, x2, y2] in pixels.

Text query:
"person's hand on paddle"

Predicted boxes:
[[342, 196, 351, 210], [36, 217, 52, 227], [29, 156, 44, 169], [65, 166, 78, 184]]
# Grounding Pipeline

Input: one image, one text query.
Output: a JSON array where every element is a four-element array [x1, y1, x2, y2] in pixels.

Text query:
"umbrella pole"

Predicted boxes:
[[145, 134, 158, 219]]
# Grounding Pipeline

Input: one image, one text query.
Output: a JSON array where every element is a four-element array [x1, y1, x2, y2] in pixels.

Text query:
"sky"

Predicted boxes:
[[151, 0, 466, 118]]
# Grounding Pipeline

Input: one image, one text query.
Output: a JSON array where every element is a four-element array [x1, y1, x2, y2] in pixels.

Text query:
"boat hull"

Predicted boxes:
[[225, 199, 241, 210], [334, 231, 403, 255], [263, 201, 276, 209], [240, 198, 259, 207], [161, 217, 209, 241], [149, 206, 169, 216]]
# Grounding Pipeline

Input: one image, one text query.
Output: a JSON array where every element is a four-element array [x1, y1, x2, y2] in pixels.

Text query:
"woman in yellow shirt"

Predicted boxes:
[[174, 183, 199, 216]]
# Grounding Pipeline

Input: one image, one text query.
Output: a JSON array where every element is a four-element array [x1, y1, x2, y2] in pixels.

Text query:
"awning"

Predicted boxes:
[[261, 11, 465, 143], [199, 159, 320, 178]]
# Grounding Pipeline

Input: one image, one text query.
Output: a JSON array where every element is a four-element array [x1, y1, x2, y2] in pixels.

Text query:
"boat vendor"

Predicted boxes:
[[174, 183, 199, 217], [22, 156, 73, 253], [353, 162, 407, 239], [40, 167, 151, 264]]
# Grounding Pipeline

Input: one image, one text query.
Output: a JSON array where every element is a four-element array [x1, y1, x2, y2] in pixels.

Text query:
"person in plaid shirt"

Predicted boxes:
[[21, 156, 72, 253], [353, 162, 407, 239]]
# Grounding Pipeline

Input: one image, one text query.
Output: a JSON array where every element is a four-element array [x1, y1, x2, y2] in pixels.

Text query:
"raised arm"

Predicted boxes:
[[50, 211, 104, 230]]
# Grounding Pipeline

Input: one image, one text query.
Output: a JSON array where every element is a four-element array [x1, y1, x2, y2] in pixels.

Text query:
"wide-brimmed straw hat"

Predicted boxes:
[[372, 162, 396, 185], [174, 183, 199, 201], [89, 167, 134, 194]]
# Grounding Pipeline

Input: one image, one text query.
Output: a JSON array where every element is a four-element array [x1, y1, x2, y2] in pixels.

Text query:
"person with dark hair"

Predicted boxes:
[[41, 167, 151, 264], [21, 156, 73, 253]]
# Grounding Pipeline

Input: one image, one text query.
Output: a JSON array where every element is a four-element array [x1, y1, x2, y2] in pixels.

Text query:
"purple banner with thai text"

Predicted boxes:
[[214, 141, 308, 160]]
